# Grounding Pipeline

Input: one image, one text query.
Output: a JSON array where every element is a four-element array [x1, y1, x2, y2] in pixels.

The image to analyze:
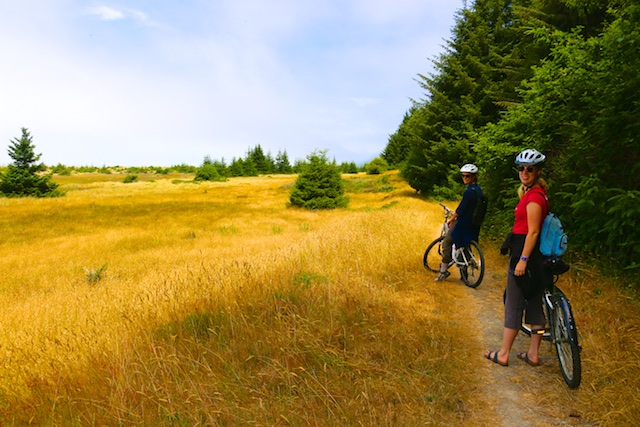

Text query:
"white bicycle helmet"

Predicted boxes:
[[515, 149, 546, 166], [460, 163, 478, 174]]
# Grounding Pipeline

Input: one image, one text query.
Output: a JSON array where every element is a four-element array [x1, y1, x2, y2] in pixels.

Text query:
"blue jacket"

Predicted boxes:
[[451, 183, 482, 247]]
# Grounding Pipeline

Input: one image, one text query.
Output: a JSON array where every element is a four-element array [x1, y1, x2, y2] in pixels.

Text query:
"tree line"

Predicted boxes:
[[0, 131, 379, 213], [192, 146, 360, 181], [0, 129, 370, 196], [382, 0, 639, 274], [44, 145, 362, 179]]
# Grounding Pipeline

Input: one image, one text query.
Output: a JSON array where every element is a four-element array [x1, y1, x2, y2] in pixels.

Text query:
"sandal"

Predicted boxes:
[[485, 350, 508, 367], [517, 352, 540, 367]]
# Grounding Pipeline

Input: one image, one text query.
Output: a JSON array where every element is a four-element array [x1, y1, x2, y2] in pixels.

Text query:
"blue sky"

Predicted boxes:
[[1, 1, 464, 167]]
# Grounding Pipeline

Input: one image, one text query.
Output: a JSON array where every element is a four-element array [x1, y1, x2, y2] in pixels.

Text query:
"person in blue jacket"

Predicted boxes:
[[435, 164, 483, 281]]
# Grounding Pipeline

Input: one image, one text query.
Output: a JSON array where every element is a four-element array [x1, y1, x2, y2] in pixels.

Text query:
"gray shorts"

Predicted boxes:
[[504, 269, 546, 330]]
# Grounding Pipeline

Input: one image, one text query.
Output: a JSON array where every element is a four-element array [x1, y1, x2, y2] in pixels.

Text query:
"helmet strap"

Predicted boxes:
[[524, 174, 540, 191]]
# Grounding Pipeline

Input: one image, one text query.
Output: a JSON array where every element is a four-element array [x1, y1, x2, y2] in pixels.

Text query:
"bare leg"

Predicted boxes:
[[525, 324, 544, 364], [485, 327, 518, 365]]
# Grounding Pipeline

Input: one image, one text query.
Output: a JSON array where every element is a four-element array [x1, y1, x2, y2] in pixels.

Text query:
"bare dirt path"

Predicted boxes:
[[464, 249, 595, 427]]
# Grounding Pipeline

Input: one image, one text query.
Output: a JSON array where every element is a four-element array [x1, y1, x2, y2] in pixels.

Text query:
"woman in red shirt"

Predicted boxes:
[[485, 149, 548, 367]]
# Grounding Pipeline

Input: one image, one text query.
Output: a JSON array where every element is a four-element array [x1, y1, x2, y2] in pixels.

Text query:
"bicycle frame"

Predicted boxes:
[[435, 203, 459, 263], [438, 203, 454, 237]]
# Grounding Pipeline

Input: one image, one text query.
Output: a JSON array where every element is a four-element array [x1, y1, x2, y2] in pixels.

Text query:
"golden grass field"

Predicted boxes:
[[0, 171, 638, 425]]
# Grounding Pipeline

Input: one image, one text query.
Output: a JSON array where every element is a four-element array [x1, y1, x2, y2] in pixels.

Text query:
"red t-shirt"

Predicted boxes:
[[512, 187, 549, 234]]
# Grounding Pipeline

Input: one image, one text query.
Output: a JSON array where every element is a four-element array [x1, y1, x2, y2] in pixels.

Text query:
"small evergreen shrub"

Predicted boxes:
[[289, 151, 348, 209]]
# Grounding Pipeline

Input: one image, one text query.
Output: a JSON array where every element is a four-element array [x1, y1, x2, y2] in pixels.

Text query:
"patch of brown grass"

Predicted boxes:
[[0, 173, 494, 425], [549, 262, 640, 426]]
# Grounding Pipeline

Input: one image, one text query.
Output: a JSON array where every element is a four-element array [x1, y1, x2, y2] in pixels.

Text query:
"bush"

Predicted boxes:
[[289, 151, 348, 209], [171, 164, 197, 173], [51, 163, 72, 175], [194, 164, 226, 182], [365, 157, 389, 175], [123, 174, 138, 183]]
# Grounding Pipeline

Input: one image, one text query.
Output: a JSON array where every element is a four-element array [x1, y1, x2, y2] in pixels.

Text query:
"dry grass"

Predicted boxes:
[[0, 172, 491, 425], [540, 259, 640, 426], [0, 171, 637, 426]]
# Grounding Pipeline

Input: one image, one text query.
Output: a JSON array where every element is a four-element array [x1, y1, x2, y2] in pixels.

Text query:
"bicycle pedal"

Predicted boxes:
[[531, 328, 547, 335]]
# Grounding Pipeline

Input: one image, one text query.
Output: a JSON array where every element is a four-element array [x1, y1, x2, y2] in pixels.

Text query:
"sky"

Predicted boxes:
[[0, 1, 465, 167]]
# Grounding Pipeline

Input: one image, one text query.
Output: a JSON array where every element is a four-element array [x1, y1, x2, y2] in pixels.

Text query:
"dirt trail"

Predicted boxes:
[[463, 253, 595, 427]]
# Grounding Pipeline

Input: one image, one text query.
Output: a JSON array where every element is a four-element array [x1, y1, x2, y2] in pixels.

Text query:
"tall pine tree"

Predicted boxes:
[[391, 0, 542, 196]]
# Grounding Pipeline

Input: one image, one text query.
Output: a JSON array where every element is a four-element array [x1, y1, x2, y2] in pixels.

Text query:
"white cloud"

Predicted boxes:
[[87, 5, 153, 26], [89, 6, 125, 21]]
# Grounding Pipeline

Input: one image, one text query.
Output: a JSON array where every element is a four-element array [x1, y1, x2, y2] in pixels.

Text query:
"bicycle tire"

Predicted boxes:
[[552, 295, 582, 388], [423, 236, 445, 273], [460, 240, 484, 288]]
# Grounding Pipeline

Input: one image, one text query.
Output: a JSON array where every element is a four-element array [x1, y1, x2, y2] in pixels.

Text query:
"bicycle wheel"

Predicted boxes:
[[552, 295, 581, 388], [423, 236, 445, 273], [460, 240, 484, 288]]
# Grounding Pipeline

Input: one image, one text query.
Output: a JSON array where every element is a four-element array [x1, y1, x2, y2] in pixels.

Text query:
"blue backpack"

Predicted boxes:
[[539, 213, 568, 257]]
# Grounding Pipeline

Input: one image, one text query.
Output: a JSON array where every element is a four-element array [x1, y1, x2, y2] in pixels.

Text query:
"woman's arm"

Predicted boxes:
[[514, 201, 543, 276]]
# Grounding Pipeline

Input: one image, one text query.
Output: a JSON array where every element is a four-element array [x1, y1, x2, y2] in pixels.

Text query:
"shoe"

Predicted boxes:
[[517, 352, 540, 366], [435, 271, 451, 282], [485, 350, 508, 367]]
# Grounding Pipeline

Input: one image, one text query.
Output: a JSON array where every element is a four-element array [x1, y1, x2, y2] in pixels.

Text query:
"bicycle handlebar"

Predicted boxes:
[[439, 203, 455, 217]]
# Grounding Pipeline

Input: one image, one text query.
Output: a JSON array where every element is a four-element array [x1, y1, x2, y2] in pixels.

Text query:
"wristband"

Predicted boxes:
[[520, 255, 529, 262]]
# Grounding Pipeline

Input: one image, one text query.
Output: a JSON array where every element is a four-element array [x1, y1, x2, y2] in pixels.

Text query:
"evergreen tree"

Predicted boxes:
[[213, 158, 229, 177], [247, 145, 268, 174], [475, 2, 640, 269], [381, 110, 415, 168], [393, 0, 544, 196], [264, 151, 276, 174], [0, 128, 61, 197], [289, 151, 348, 209], [194, 155, 225, 182], [275, 150, 293, 174], [384, 0, 638, 272], [242, 157, 259, 176], [292, 158, 307, 173], [229, 157, 244, 177], [339, 162, 357, 174]]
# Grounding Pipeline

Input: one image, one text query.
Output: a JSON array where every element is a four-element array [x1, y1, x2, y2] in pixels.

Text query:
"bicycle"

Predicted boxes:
[[423, 203, 485, 288], [518, 258, 582, 388]]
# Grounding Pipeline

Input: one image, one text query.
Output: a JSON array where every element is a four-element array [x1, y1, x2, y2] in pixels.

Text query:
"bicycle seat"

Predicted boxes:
[[543, 258, 570, 275]]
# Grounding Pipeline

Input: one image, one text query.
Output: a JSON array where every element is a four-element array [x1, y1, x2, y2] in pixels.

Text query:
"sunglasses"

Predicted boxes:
[[461, 174, 473, 178], [517, 166, 536, 173]]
